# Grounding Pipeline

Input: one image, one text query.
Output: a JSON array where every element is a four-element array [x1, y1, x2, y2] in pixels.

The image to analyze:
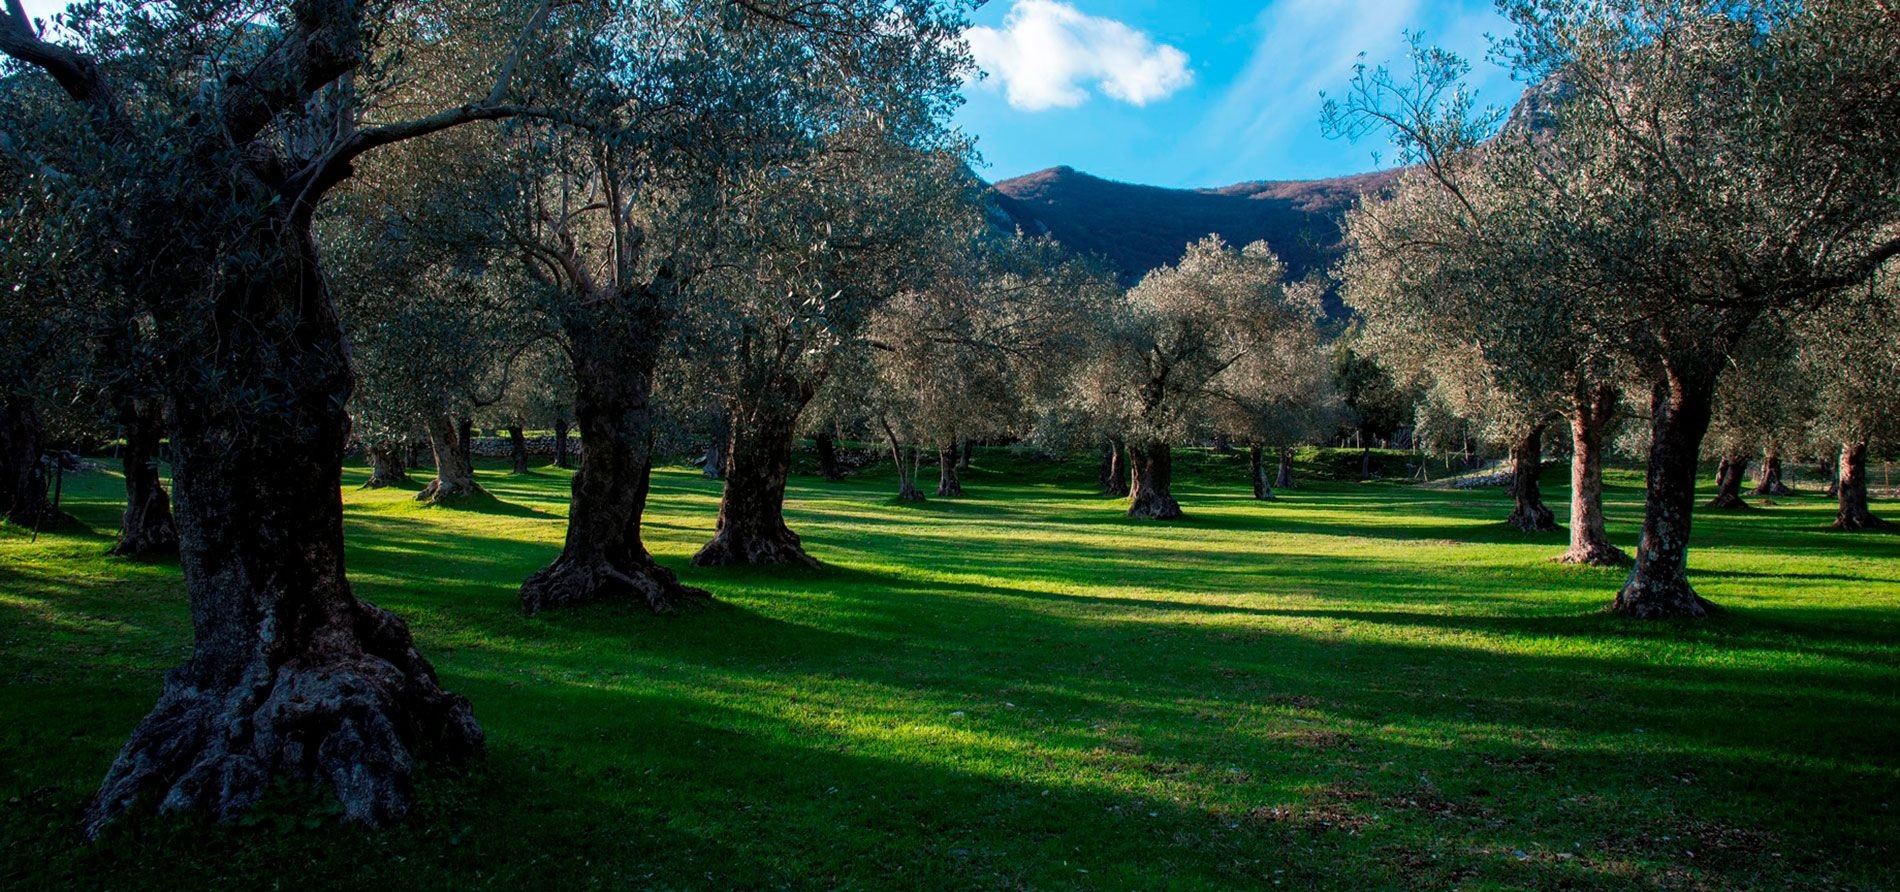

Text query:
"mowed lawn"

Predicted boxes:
[[1, 449, 1896, 890]]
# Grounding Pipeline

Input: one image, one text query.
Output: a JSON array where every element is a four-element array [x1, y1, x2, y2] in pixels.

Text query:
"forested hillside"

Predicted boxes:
[[990, 165, 1398, 312]]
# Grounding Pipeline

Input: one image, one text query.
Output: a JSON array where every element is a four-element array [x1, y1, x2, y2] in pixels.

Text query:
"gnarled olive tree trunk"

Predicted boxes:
[[552, 419, 573, 469], [1506, 424, 1557, 532], [1833, 440, 1887, 530], [507, 425, 529, 475], [87, 208, 480, 839], [1248, 445, 1274, 500], [1753, 446, 1790, 496], [521, 306, 705, 613], [1275, 446, 1296, 490], [937, 443, 963, 497], [1099, 438, 1129, 497], [879, 416, 925, 502], [417, 414, 482, 504], [1127, 442, 1182, 519], [701, 411, 728, 481], [693, 385, 819, 568], [109, 396, 178, 558], [1, 395, 62, 529], [814, 430, 844, 481], [1706, 453, 1750, 510], [1557, 383, 1628, 566], [1615, 367, 1722, 618], [363, 440, 410, 489]]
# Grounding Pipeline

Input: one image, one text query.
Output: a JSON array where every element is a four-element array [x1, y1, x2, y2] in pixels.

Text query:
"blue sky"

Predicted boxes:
[[15, 0, 1523, 189], [959, 0, 1522, 188]]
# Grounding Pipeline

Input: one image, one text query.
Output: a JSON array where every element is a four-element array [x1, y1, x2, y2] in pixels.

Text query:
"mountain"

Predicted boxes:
[[988, 166, 1401, 315]]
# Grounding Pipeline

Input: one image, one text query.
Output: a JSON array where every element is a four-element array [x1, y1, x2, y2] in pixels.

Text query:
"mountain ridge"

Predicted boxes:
[[986, 165, 1401, 315]]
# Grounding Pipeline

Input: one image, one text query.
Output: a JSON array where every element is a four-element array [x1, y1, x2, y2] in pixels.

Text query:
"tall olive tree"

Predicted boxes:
[[1335, 2, 1900, 612], [1797, 271, 1900, 530], [0, 0, 622, 835], [690, 136, 977, 566]]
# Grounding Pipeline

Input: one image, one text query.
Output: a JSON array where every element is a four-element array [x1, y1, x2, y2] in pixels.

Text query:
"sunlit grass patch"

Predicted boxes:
[[2, 450, 1896, 889]]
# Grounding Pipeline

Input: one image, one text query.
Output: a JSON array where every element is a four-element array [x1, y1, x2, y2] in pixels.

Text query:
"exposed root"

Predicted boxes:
[[693, 525, 820, 568], [415, 477, 483, 505], [1554, 543, 1632, 567], [107, 525, 178, 560], [1705, 493, 1752, 511], [1507, 503, 1558, 532], [519, 553, 710, 615], [84, 602, 482, 839], [1612, 581, 1721, 619], [1832, 511, 1890, 532], [1128, 493, 1183, 520]]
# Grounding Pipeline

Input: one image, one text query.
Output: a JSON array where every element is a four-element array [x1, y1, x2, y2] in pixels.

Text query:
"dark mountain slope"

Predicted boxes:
[[989, 166, 1400, 298]]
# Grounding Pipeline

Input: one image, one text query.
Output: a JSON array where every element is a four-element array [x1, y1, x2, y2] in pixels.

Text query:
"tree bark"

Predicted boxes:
[[693, 387, 819, 568], [1, 395, 70, 530], [521, 304, 705, 614], [1506, 423, 1558, 532], [507, 425, 529, 475], [957, 438, 973, 471], [936, 443, 964, 497], [1557, 383, 1628, 566], [880, 417, 925, 502], [1099, 438, 1130, 497], [363, 440, 411, 489], [1248, 446, 1274, 500], [109, 397, 179, 558], [702, 411, 728, 480], [553, 419, 572, 469], [814, 431, 844, 481], [1275, 446, 1296, 489], [1706, 454, 1751, 510], [1359, 446, 1373, 480], [1127, 442, 1183, 519], [417, 414, 482, 504], [1614, 367, 1722, 618], [1752, 447, 1790, 496], [86, 209, 479, 839], [456, 418, 474, 478], [1833, 440, 1888, 530]]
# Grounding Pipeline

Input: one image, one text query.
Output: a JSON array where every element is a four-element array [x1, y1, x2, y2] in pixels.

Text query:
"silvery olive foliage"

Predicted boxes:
[[1073, 237, 1318, 450]]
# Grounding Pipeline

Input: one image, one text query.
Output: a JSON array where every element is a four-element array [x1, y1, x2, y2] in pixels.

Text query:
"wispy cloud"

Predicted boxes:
[[966, 0, 1193, 112], [1183, 0, 1511, 184]]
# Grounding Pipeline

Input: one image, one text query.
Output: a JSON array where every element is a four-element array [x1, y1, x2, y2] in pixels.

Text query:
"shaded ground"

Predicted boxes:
[[1, 449, 1895, 889]]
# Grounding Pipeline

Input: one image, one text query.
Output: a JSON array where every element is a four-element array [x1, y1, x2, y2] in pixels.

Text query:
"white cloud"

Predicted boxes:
[[966, 1, 1193, 112]]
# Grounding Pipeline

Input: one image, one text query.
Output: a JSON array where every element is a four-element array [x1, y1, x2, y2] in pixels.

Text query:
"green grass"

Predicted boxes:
[[2, 448, 1896, 890]]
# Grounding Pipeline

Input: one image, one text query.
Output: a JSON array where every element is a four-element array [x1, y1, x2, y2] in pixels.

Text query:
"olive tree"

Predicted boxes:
[[1797, 271, 1900, 529], [1074, 237, 1301, 519], [864, 235, 1116, 500], [1203, 278, 1340, 501], [690, 136, 977, 566], [1333, 2, 1900, 612]]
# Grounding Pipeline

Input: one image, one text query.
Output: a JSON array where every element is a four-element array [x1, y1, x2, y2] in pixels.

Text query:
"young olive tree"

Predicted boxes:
[[1075, 237, 1299, 519]]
